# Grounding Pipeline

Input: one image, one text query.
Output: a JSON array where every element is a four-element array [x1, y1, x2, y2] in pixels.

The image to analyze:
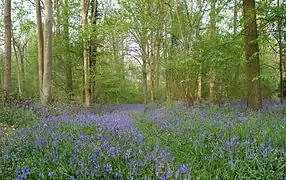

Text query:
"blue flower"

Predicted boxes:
[[107, 146, 116, 156], [105, 164, 112, 173], [178, 164, 187, 174], [22, 165, 30, 177], [243, 140, 250, 147], [138, 133, 144, 142], [248, 129, 254, 135], [3, 153, 8, 163], [201, 132, 206, 139], [76, 170, 80, 176], [48, 171, 55, 177], [15, 167, 21, 174], [16, 175, 23, 180]]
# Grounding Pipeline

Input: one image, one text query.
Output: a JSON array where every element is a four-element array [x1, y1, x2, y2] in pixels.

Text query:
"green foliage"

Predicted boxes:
[[0, 106, 34, 128], [135, 106, 286, 179]]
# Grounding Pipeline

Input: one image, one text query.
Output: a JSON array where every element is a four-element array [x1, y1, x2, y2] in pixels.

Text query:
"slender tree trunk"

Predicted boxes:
[[143, 57, 148, 104], [209, 0, 216, 102], [18, 46, 25, 92], [150, 32, 156, 102], [63, 0, 73, 99], [196, 68, 202, 102], [277, 0, 284, 103], [12, 35, 23, 97], [82, 0, 91, 107], [4, 0, 12, 100], [120, 37, 126, 80], [90, 0, 97, 102], [234, 0, 238, 35], [233, 0, 241, 98], [42, 0, 53, 104], [195, 0, 203, 102], [243, 0, 262, 109], [35, 0, 44, 99], [155, 31, 161, 99]]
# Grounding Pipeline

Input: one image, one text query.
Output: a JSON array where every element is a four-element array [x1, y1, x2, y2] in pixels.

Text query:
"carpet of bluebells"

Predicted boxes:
[[0, 101, 286, 179]]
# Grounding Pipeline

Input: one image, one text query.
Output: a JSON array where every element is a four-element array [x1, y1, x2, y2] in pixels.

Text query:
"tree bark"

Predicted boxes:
[[243, 0, 262, 109], [35, 0, 44, 99], [209, 0, 216, 103], [196, 69, 202, 102], [42, 0, 53, 104], [234, 0, 238, 35], [82, 0, 91, 107], [12, 35, 23, 97], [90, 0, 98, 102], [142, 57, 148, 104], [277, 0, 284, 103], [4, 0, 12, 100]]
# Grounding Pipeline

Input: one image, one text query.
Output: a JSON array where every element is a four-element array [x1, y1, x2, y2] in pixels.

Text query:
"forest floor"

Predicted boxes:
[[0, 101, 286, 179]]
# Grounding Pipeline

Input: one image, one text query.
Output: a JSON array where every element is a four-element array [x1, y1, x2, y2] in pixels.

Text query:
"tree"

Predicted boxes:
[[35, 0, 44, 99], [243, 0, 262, 109], [277, 0, 284, 103], [82, 0, 91, 107], [42, 0, 53, 104], [209, 0, 216, 103], [3, 0, 12, 100]]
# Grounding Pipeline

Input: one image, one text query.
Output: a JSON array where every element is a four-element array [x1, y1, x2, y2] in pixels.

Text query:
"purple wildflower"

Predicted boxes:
[[105, 164, 112, 173], [15, 167, 21, 174], [16, 175, 23, 180], [48, 171, 55, 177], [178, 164, 188, 174]]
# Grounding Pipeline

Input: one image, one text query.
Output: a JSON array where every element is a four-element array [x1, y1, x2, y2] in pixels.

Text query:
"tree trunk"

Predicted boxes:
[[63, 0, 73, 99], [209, 0, 216, 103], [196, 69, 202, 102], [42, 0, 53, 104], [243, 0, 262, 109], [143, 57, 148, 104], [234, 0, 238, 35], [90, 0, 97, 102], [82, 0, 91, 107], [277, 0, 284, 103], [150, 32, 156, 102], [120, 37, 126, 80], [4, 0, 12, 100], [195, 0, 203, 102], [12, 35, 23, 97], [35, 0, 44, 99]]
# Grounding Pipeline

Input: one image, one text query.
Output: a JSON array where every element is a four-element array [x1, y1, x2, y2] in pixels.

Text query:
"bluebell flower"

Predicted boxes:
[[22, 165, 29, 177], [178, 164, 188, 174], [16, 175, 23, 180], [249, 129, 254, 135], [15, 167, 21, 174], [243, 140, 250, 147], [76, 170, 80, 176], [107, 146, 116, 156], [3, 153, 8, 163], [125, 149, 131, 159], [138, 133, 144, 142], [48, 171, 55, 177], [201, 132, 206, 139], [105, 164, 112, 173]]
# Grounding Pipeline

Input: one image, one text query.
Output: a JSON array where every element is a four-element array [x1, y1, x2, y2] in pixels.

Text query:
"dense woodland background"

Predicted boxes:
[[0, 0, 285, 108]]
